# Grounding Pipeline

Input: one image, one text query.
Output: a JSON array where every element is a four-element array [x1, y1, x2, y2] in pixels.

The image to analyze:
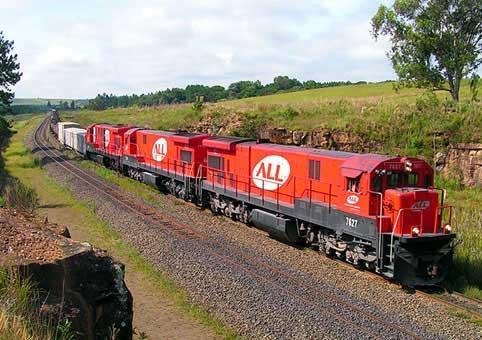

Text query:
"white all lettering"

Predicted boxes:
[[152, 138, 168, 161], [252, 155, 290, 191]]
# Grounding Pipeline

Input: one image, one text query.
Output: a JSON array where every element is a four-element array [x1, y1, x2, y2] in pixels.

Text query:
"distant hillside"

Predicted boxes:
[[12, 98, 89, 107], [9, 98, 89, 115]]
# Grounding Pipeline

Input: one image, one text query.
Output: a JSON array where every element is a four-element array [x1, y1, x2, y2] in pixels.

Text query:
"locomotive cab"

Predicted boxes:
[[370, 159, 455, 286]]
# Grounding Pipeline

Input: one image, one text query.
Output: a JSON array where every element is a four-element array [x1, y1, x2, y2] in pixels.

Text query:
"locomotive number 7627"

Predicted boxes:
[[345, 217, 358, 228]]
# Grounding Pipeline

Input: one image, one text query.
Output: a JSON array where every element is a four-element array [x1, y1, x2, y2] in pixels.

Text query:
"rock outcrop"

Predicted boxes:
[[0, 209, 133, 340], [440, 143, 482, 188], [258, 127, 372, 152]]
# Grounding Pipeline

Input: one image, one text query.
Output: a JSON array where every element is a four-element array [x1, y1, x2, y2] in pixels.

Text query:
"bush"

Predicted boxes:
[[192, 100, 203, 113], [3, 178, 39, 215], [415, 91, 440, 111], [229, 111, 267, 138]]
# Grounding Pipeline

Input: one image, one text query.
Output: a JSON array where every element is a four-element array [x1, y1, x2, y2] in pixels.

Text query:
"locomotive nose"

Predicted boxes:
[[384, 188, 439, 236]]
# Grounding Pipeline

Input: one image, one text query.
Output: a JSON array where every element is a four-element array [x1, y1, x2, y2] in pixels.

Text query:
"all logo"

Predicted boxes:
[[152, 138, 168, 161], [346, 195, 359, 205], [412, 200, 430, 210], [104, 130, 110, 147], [252, 155, 290, 191]]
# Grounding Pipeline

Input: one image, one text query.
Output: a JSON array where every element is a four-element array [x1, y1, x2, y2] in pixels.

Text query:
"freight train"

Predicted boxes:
[[52, 116, 456, 287]]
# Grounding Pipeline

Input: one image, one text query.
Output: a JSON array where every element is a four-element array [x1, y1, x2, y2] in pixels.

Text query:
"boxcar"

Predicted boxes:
[[64, 127, 87, 154], [58, 122, 80, 144]]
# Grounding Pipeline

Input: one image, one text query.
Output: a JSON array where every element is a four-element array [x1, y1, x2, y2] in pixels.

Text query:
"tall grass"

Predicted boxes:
[[448, 208, 482, 297], [435, 175, 482, 299], [2, 178, 39, 215], [0, 267, 74, 340]]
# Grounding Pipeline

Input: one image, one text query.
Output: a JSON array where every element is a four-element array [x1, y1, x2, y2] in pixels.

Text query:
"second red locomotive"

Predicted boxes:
[[83, 122, 455, 287]]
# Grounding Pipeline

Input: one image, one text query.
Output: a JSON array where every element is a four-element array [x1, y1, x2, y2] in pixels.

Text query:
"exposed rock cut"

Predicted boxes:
[[440, 143, 482, 188], [0, 208, 133, 340]]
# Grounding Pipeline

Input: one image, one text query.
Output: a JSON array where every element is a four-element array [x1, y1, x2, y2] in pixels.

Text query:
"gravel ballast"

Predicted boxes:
[[28, 121, 481, 339]]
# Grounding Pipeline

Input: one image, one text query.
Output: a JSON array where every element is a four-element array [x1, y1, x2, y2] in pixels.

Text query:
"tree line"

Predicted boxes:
[[9, 100, 79, 115], [87, 77, 369, 111]]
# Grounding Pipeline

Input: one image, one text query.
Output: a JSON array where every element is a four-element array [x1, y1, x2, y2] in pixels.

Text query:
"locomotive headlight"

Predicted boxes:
[[444, 224, 452, 233], [411, 226, 420, 236], [404, 160, 413, 173]]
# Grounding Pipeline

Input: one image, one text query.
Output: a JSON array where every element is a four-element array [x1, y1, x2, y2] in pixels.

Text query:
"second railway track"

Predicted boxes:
[[32, 115, 481, 339]]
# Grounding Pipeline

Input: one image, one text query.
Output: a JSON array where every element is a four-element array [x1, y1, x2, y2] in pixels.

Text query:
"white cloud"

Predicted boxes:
[[1, 0, 395, 98]]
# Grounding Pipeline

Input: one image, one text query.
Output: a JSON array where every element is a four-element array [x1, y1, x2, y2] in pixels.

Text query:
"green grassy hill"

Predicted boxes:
[[233, 80, 475, 105], [64, 81, 481, 158]]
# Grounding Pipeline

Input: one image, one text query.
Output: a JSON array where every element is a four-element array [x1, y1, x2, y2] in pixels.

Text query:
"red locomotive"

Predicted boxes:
[[83, 123, 455, 287]]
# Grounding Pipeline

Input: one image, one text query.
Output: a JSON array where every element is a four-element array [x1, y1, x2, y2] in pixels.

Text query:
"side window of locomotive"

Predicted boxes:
[[308, 160, 321, 180], [407, 173, 419, 186], [371, 175, 382, 192], [424, 174, 433, 188], [347, 176, 360, 193], [208, 155, 224, 184], [181, 150, 192, 164], [208, 155, 224, 170]]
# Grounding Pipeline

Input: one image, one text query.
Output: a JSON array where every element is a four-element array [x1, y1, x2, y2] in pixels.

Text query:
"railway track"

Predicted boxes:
[[33, 115, 480, 339], [329, 255, 482, 319]]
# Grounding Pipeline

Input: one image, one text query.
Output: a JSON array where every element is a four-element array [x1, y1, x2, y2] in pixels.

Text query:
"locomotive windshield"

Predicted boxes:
[[371, 171, 431, 192]]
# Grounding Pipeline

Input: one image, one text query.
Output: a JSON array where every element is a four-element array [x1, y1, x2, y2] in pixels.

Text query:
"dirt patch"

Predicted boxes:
[[0, 208, 71, 264]]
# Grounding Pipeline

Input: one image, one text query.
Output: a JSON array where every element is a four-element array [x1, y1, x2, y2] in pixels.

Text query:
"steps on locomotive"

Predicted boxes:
[[381, 235, 396, 279]]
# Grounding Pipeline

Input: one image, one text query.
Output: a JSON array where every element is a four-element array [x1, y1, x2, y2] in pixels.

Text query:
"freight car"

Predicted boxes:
[[57, 122, 80, 145], [64, 127, 87, 154], [56, 119, 456, 288]]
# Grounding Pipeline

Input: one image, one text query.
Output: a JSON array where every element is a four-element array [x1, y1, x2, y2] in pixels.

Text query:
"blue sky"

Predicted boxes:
[[0, 0, 394, 99]]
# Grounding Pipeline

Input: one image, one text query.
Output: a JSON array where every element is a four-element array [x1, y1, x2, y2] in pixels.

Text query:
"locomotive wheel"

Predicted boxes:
[[209, 199, 218, 215]]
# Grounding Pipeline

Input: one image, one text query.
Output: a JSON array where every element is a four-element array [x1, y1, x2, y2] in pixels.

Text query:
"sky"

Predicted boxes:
[[0, 0, 394, 99]]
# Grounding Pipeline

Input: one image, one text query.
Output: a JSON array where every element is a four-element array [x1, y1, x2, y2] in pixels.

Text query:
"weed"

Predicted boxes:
[[446, 308, 482, 327], [0, 267, 75, 340], [3, 178, 39, 215]]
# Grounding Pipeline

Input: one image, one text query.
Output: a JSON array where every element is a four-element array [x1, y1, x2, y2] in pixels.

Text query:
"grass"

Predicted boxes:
[[2, 117, 239, 339], [63, 104, 199, 131], [0, 267, 76, 340], [447, 308, 482, 327], [435, 176, 482, 300]]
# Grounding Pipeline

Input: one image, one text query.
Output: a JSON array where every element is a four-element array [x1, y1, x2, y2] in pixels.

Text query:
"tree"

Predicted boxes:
[[70, 100, 75, 110], [372, 0, 482, 101], [273, 76, 302, 91], [0, 31, 22, 114]]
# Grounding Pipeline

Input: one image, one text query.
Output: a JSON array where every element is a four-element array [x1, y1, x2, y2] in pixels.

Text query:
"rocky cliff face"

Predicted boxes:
[[258, 127, 372, 152], [439, 143, 482, 188], [0, 209, 133, 340]]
